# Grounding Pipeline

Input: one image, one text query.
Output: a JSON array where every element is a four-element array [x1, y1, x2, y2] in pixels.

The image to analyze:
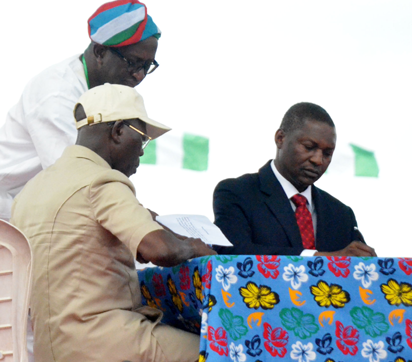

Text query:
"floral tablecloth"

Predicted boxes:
[[138, 256, 412, 362]]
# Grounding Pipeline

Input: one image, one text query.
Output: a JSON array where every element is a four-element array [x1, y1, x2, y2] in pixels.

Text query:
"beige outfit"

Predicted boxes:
[[11, 145, 199, 362]]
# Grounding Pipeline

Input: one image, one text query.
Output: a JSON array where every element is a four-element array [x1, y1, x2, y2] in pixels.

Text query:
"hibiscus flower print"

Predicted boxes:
[[350, 306, 389, 337], [229, 342, 247, 362], [283, 264, 309, 289], [257, 255, 280, 279], [201, 312, 208, 334], [152, 273, 167, 297], [315, 333, 333, 355], [353, 262, 379, 288], [239, 281, 279, 310], [202, 294, 217, 313], [399, 258, 412, 275], [140, 281, 157, 309], [308, 257, 326, 277], [263, 322, 289, 357], [378, 258, 396, 275], [361, 340, 387, 362], [386, 331, 404, 354], [237, 257, 255, 279], [198, 351, 208, 362], [218, 309, 248, 341], [193, 267, 203, 302], [310, 281, 350, 308], [216, 265, 238, 291], [280, 307, 319, 339], [178, 266, 191, 291], [406, 318, 412, 349], [380, 279, 412, 306], [290, 341, 316, 362], [245, 335, 262, 357], [167, 275, 183, 313], [202, 260, 212, 289], [335, 321, 359, 355], [327, 256, 351, 277], [208, 326, 229, 356]]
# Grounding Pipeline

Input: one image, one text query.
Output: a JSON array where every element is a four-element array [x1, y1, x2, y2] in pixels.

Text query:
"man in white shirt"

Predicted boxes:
[[0, 0, 160, 221], [213, 102, 377, 257]]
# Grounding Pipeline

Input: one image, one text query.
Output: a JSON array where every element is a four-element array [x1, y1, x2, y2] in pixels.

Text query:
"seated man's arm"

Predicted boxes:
[[137, 230, 216, 267], [315, 241, 377, 257], [92, 178, 216, 267], [316, 207, 377, 257], [213, 179, 304, 255]]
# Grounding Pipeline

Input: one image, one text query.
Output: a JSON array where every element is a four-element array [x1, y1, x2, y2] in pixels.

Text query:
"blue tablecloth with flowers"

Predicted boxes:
[[137, 255, 412, 362]]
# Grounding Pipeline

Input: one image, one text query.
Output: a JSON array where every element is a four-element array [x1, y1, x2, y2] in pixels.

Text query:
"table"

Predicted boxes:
[[138, 255, 412, 361]]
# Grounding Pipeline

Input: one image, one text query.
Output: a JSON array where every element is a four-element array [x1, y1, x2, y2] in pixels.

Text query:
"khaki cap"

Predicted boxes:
[[74, 83, 171, 139]]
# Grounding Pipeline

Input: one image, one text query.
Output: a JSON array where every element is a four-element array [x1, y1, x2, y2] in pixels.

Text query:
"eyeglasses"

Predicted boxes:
[[123, 121, 152, 149], [108, 47, 159, 75]]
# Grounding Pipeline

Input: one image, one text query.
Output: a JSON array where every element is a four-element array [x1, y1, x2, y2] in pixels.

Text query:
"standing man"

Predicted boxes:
[[11, 84, 216, 362], [213, 102, 376, 257], [0, 0, 160, 221]]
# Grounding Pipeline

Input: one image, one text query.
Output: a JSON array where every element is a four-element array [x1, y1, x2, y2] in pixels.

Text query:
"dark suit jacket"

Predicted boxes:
[[213, 160, 359, 255]]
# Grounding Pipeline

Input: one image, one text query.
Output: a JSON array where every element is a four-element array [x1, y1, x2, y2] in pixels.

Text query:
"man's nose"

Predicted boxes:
[[310, 149, 323, 165], [132, 69, 146, 83]]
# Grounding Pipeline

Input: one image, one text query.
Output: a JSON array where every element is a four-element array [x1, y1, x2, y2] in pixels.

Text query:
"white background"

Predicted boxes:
[[1, 0, 412, 256]]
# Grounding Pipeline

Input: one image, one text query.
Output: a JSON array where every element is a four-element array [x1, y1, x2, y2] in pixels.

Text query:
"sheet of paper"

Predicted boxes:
[[155, 214, 233, 247]]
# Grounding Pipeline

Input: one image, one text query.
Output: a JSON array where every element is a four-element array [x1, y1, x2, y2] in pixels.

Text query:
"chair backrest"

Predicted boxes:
[[0, 219, 32, 362]]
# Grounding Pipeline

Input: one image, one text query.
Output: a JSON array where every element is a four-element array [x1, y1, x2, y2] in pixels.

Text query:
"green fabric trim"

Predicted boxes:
[[81, 55, 90, 89], [104, 23, 141, 46]]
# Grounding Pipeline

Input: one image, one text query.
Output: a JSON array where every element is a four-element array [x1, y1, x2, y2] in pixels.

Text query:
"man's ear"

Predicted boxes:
[[274, 129, 285, 149], [110, 121, 125, 144], [93, 44, 108, 64]]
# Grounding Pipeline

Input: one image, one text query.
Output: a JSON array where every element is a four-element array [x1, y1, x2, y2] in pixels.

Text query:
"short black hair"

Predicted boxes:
[[280, 102, 335, 132]]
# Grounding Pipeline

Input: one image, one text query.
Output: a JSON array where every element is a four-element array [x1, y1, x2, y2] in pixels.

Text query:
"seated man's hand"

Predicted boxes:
[[188, 238, 217, 257], [315, 241, 377, 257], [137, 230, 217, 267]]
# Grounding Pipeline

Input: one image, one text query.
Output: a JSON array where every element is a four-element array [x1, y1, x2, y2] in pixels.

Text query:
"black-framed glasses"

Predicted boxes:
[[108, 47, 159, 75], [123, 121, 152, 149]]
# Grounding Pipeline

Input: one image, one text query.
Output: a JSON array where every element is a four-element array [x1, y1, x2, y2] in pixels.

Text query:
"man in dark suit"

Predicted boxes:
[[213, 102, 376, 257]]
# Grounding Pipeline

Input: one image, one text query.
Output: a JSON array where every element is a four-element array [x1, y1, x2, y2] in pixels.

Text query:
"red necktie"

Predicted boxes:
[[291, 194, 315, 249]]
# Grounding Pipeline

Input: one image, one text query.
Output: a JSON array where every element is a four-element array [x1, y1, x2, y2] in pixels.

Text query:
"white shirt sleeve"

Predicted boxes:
[[300, 249, 318, 256]]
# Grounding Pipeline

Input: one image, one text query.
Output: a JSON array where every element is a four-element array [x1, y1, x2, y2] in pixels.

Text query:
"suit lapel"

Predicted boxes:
[[258, 161, 303, 249], [312, 186, 328, 249]]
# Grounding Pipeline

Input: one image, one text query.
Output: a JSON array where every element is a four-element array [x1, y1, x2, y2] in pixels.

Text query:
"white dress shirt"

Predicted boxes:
[[270, 160, 318, 256], [0, 54, 87, 220]]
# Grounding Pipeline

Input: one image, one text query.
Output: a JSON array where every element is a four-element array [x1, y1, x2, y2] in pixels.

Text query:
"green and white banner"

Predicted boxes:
[[141, 135, 378, 179], [141, 132, 209, 171], [327, 143, 379, 177]]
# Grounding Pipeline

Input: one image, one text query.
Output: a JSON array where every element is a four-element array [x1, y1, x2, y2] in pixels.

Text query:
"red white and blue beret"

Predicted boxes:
[[88, 0, 161, 47]]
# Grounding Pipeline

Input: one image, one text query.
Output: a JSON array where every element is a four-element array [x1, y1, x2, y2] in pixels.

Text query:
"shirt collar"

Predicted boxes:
[[63, 145, 112, 170], [270, 159, 313, 208]]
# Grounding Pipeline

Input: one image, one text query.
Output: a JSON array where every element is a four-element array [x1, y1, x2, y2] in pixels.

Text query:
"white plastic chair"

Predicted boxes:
[[0, 219, 32, 362]]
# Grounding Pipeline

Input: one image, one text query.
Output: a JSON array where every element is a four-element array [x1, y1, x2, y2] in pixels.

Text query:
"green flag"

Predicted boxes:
[[141, 132, 209, 171]]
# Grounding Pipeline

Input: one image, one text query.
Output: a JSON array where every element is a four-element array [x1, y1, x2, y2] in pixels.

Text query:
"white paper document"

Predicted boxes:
[[155, 214, 233, 247]]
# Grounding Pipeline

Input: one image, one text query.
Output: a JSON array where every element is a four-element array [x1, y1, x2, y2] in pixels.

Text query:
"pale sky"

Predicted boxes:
[[2, 0, 412, 256]]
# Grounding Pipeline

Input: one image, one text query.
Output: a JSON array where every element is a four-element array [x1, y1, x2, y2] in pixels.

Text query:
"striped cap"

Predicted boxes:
[[88, 0, 161, 47]]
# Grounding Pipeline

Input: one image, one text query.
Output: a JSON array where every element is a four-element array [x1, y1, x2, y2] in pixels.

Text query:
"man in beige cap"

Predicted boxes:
[[11, 84, 215, 362]]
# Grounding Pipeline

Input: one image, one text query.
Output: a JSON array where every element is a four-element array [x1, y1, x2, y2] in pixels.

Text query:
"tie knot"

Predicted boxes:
[[291, 194, 308, 207]]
